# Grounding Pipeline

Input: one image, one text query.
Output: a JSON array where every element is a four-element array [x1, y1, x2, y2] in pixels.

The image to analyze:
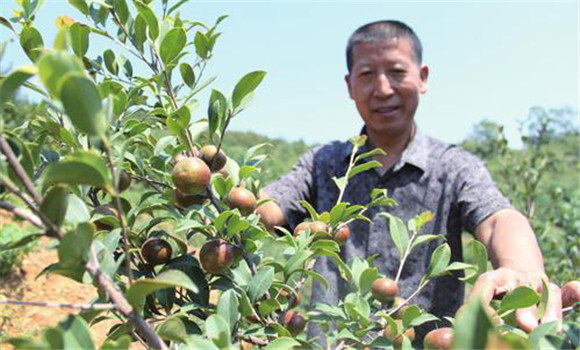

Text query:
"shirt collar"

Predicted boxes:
[[341, 126, 429, 173]]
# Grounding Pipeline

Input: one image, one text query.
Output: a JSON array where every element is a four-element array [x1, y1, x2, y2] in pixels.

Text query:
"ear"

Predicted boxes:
[[345, 74, 354, 99], [419, 65, 429, 94]]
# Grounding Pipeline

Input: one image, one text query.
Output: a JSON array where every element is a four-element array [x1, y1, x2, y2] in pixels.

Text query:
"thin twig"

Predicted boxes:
[[0, 299, 115, 310], [387, 281, 430, 318], [0, 200, 43, 228], [0, 136, 42, 204]]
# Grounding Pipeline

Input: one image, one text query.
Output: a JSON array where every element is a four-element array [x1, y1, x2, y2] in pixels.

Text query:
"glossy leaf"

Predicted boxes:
[[359, 267, 378, 294], [59, 73, 107, 136], [217, 290, 239, 334], [40, 185, 69, 228], [0, 66, 37, 106], [380, 212, 409, 259], [208, 89, 227, 139], [247, 266, 274, 303], [125, 270, 198, 309], [103, 49, 118, 75], [42, 151, 111, 191], [348, 160, 382, 179], [426, 243, 451, 279], [156, 317, 187, 343], [160, 27, 186, 65], [112, 0, 129, 24], [59, 315, 95, 350], [499, 286, 539, 312], [134, 1, 158, 40], [264, 337, 301, 350], [68, 0, 89, 15], [410, 234, 445, 250], [101, 335, 131, 350], [462, 239, 488, 283], [20, 26, 44, 62], [69, 23, 89, 58], [179, 62, 195, 87], [232, 70, 266, 111], [133, 14, 147, 47], [205, 315, 230, 349], [453, 297, 493, 349], [37, 51, 84, 97], [194, 31, 209, 59]]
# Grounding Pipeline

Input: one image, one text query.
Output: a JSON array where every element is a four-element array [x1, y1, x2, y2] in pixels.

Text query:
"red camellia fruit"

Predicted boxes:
[[561, 280, 580, 308], [172, 157, 211, 195], [371, 277, 399, 303], [279, 310, 306, 336], [199, 240, 235, 274], [293, 221, 329, 237], [333, 224, 350, 245], [226, 187, 257, 215], [141, 238, 172, 265], [199, 145, 227, 171], [423, 327, 454, 350]]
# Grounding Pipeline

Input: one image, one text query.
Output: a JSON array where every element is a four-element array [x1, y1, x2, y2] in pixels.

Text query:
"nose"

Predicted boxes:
[[374, 74, 394, 98]]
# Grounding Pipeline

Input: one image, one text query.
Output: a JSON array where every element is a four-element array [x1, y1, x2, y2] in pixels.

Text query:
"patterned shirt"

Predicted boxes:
[[264, 129, 511, 343]]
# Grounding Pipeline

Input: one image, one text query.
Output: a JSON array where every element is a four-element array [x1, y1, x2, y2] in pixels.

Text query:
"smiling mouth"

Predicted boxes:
[[373, 106, 401, 115]]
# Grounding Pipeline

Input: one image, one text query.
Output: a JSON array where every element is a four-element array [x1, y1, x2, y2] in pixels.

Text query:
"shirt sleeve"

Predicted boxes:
[[452, 148, 512, 233], [263, 147, 318, 229]]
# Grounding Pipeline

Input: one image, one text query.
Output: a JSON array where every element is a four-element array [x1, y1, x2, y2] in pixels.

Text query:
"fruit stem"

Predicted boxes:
[[386, 280, 429, 318], [394, 229, 420, 284]]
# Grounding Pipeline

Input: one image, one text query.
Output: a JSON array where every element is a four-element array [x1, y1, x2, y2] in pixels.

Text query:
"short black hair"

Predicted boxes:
[[346, 20, 423, 73]]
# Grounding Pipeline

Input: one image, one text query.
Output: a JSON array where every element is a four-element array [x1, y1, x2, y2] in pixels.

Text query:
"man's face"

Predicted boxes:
[[345, 38, 429, 143]]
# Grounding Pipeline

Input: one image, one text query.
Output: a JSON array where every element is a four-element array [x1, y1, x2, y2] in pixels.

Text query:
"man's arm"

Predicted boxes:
[[470, 208, 562, 332]]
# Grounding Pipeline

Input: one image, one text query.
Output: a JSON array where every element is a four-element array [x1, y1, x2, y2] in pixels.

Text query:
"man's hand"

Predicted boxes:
[[473, 209, 562, 332], [468, 267, 562, 332]]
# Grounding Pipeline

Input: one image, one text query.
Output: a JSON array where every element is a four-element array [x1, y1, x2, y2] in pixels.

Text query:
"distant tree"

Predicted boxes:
[[460, 119, 503, 159]]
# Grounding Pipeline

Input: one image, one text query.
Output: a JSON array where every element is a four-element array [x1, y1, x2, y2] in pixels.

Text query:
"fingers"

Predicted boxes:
[[469, 271, 499, 305], [515, 305, 539, 333]]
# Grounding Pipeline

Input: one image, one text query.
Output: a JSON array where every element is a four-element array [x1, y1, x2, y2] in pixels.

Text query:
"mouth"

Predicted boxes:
[[372, 106, 401, 116]]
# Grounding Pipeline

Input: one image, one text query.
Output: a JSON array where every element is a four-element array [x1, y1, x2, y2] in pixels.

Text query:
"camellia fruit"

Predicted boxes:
[[200, 145, 227, 171], [384, 319, 415, 349], [423, 327, 454, 350], [141, 238, 172, 266], [280, 289, 301, 309], [391, 297, 409, 319], [334, 224, 350, 245], [279, 310, 306, 336], [561, 280, 580, 308], [226, 187, 257, 215], [118, 170, 132, 193], [371, 277, 399, 303], [200, 239, 235, 274], [174, 189, 205, 208], [293, 221, 329, 237], [93, 205, 118, 231], [172, 157, 211, 195]]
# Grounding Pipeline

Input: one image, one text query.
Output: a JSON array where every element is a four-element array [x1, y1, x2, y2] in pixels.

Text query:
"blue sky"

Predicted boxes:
[[1, 1, 578, 147]]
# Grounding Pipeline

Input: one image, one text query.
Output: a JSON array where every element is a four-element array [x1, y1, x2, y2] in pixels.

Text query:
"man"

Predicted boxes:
[[258, 20, 562, 344]]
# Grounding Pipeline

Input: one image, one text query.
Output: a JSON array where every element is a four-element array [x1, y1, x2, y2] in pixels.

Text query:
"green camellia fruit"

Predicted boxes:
[[118, 170, 132, 193], [174, 189, 205, 208], [226, 187, 257, 215], [279, 310, 306, 336], [172, 157, 211, 195], [199, 145, 227, 171], [384, 319, 415, 349], [199, 239, 235, 274], [423, 327, 454, 350], [371, 277, 399, 303], [141, 238, 172, 266]]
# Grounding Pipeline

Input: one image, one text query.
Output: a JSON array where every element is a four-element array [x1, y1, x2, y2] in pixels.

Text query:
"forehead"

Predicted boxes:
[[351, 38, 416, 67]]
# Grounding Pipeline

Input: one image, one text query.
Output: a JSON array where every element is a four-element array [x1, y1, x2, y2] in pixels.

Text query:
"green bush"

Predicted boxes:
[[0, 223, 37, 276]]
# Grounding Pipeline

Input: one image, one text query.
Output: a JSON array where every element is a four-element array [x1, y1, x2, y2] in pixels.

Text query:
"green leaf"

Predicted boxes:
[[359, 267, 378, 295], [20, 26, 44, 62], [37, 51, 84, 97], [103, 49, 118, 75], [407, 313, 440, 327], [59, 315, 95, 350], [194, 31, 209, 59], [408, 211, 434, 232], [329, 203, 348, 227], [64, 193, 90, 224], [264, 337, 301, 350], [247, 266, 274, 303], [184, 336, 219, 349], [68, 0, 89, 15], [205, 315, 230, 349], [69, 23, 89, 58], [529, 321, 559, 349], [125, 270, 198, 309], [0, 66, 37, 106], [380, 212, 409, 260], [112, 0, 129, 24], [232, 70, 266, 111], [445, 262, 477, 272], [462, 240, 488, 283], [40, 185, 69, 228], [1, 16, 15, 32], [425, 243, 451, 279], [296, 269, 329, 290], [355, 148, 386, 163], [55, 223, 94, 281], [299, 200, 318, 220], [499, 286, 539, 312], [101, 335, 131, 350], [284, 249, 312, 276], [453, 297, 493, 349], [160, 27, 186, 65], [537, 279, 549, 320], [134, 1, 159, 40], [133, 14, 147, 47], [180, 63, 195, 88], [217, 290, 239, 334], [167, 105, 191, 141], [0, 233, 43, 252], [43, 151, 111, 191], [401, 305, 422, 328], [348, 160, 382, 179], [59, 73, 107, 136], [156, 317, 187, 343], [410, 234, 445, 250], [207, 89, 227, 139]]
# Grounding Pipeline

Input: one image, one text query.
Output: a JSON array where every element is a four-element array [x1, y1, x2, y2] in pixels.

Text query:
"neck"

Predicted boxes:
[[367, 124, 416, 172]]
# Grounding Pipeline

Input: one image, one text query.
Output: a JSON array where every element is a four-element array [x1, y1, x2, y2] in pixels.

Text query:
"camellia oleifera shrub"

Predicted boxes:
[[0, 0, 578, 349]]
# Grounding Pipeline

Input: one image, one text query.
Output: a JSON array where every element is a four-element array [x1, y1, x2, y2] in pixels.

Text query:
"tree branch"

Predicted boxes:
[[0, 200, 44, 228], [0, 136, 42, 205], [0, 299, 115, 311]]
